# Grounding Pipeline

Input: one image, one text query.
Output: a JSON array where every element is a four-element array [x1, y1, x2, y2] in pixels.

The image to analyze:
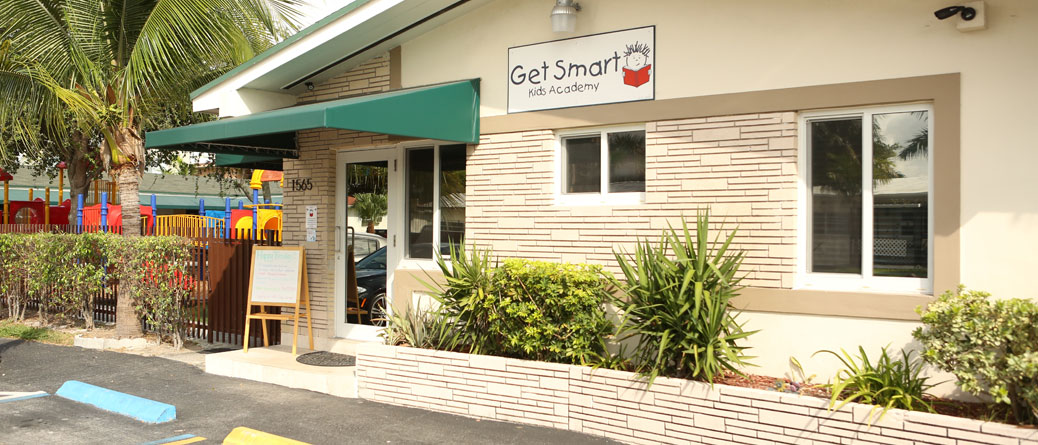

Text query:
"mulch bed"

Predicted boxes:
[[712, 371, 1017, 425]]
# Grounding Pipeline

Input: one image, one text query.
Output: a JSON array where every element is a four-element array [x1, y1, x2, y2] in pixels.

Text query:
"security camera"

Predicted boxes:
[[305, 81, 315, 91], [934, 6, 976, 21]]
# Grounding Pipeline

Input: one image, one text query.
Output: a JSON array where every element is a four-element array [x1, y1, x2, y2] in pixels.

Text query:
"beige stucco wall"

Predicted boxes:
[[401, 0, 1038, 300]]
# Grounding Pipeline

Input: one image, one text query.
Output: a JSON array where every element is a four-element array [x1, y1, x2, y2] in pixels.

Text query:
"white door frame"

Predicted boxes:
[[334, 147, 402, 341]]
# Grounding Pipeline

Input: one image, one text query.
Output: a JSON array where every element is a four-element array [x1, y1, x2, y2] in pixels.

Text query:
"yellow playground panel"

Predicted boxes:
[[234, 205, 282, 241], [156, 215, 226, 236]]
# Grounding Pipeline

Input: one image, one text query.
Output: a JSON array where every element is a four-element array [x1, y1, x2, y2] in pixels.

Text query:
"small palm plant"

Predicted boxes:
[[353, 193, 387, 233], [815, 346, 935, 423], [611, 210, 756, 384]]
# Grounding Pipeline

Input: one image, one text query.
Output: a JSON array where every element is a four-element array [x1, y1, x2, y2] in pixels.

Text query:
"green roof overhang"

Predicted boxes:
[[146, 79, 480, 156]]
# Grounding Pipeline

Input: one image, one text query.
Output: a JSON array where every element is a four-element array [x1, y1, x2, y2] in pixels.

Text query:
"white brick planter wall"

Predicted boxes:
[[355, 343, 1038, 445]]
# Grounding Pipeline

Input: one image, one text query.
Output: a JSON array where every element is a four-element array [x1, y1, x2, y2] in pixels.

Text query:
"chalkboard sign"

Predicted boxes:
[[244, 246, 313, 354], [250, 248, 303, 304]]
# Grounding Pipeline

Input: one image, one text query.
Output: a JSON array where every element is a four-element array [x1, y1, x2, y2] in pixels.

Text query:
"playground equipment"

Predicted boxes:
[[1, 168, 75, 225], [153, 190, 282, 240], [1, 167, 283, 240], [74, 192, 156, 232]]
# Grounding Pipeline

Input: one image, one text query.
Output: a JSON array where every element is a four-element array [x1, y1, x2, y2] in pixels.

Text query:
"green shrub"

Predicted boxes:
[[0, 233, 191, 346], [913, 286, 1038, 425], [425, 246, 613, 365], [611, 211, 756, 383], [63, 234, 110, 328], [815, 346, 934, 421], [112, 236, 193, 349], [491, 259, 613, 364], [0, 234, 29, 320]]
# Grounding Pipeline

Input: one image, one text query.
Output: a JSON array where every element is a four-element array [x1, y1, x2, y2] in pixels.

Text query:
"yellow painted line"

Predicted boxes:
[[165, 437, 206, 445], [222, 427, 310, 445]]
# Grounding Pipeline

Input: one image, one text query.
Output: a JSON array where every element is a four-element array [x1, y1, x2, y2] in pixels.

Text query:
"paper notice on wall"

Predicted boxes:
[[305, 205, 317, 229], [306, 228, 317, 242]]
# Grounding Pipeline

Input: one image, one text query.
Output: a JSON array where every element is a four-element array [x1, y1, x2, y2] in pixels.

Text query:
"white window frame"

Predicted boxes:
[[555, 125, 646, 206], [400, 141, 466, 267], [796, 103, 934, 294]]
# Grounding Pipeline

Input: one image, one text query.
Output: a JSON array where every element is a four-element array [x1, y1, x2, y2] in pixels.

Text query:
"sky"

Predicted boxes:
[[874, 111, 929, 195]]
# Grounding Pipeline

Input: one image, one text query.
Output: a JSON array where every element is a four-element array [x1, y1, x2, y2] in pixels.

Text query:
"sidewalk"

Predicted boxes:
[[0, 339, 616, 444]]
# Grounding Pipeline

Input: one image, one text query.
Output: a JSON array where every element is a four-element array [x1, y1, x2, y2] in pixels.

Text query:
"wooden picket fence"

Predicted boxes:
[[0, 224, 282, 347]]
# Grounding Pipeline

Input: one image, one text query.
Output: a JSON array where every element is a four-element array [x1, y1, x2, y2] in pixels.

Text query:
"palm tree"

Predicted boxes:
[[0, 0, 301, 337], [353, 193, 387, 234]]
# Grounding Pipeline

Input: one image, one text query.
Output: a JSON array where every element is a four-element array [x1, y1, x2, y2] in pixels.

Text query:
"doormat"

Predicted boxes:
[[295, 351, 356, 367], [198, 348, 235, 355]]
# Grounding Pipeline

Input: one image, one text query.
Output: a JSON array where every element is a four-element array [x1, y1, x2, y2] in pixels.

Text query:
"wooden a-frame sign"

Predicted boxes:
[[243, 246, 314, 354]]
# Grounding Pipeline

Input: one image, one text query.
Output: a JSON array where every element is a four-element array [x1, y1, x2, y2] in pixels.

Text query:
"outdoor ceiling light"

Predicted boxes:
[[551, 0, 581, 33], [934, 5, 977, 20]]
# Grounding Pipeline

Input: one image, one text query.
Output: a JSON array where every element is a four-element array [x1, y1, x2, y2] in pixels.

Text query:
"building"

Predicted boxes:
[[146, 0, 1038, 386]]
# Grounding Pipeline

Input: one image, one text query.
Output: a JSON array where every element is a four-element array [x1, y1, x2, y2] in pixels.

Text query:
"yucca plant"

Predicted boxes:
[[380, 304, 461, 351], [611, 210, 756, 384], [420, 244, 498, 355], [815, 346, 935, 422]]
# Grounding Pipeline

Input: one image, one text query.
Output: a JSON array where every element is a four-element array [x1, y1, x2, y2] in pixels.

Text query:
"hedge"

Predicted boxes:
[[0, 232, 192, 346]]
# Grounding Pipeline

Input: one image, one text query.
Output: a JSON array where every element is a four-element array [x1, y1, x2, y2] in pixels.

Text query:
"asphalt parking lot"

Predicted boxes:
[[0, 339, 616, 444]]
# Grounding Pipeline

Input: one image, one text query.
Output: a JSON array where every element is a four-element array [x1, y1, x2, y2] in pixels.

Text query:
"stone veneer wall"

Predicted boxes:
[[467, 113, 798, 288], [281, 54, 393, 336], [356, 343, 1038, 445]]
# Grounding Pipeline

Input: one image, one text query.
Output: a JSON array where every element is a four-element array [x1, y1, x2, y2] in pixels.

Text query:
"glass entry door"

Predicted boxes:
[[335, 149, 400, 340]]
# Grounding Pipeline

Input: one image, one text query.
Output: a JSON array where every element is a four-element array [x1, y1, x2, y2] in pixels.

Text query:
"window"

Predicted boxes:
[[406, 144, 466, 260], [558, 126, 645, 204], [799, 105, 932, 293]]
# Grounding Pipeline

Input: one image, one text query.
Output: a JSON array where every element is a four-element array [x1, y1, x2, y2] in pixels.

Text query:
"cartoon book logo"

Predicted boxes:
[[622, 41, 651, 87]]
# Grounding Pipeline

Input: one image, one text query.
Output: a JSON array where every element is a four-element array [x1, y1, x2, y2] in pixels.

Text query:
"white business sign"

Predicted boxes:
[[507, 26, 655, 114]]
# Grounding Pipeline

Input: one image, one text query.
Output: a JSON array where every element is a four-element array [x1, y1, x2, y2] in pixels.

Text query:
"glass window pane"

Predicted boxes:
[[608, 131, 646, 192], [564, 135, 601, 193], [440, 144, 466, 256], [407, 147, 434, 259], [809, 118, 863, 274], [345, 161, 387, 252], [872, 111, 929, 278]]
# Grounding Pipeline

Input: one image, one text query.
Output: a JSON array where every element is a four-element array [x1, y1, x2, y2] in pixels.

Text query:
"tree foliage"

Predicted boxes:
[[0, 0, 301, 336]]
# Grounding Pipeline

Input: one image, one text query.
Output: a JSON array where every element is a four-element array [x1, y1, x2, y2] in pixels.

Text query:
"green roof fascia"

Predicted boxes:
[[190, 0, 372, 100], [146, 79, 481, 149]]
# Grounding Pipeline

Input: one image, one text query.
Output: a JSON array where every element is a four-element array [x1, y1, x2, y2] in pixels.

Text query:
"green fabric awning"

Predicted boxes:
[[146, 79, 480, 156], [214, 153, 284, 170]]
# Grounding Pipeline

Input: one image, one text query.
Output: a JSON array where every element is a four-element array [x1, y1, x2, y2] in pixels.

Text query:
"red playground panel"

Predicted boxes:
[[81, 204, 155, 228], [7, 199, 71, 225]]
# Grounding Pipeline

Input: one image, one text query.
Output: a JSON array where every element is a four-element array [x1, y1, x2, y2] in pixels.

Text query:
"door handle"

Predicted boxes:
[[335, 225, 341, 253]]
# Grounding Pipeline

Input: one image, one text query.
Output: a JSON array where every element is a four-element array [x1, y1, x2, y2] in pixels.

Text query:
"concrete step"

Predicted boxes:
[[204, 345, 357, 398]]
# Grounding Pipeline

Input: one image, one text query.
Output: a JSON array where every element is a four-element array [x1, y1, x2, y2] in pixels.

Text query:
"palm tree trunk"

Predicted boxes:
[[113, 127, 144, 338], [67, 141, 93, 222]]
